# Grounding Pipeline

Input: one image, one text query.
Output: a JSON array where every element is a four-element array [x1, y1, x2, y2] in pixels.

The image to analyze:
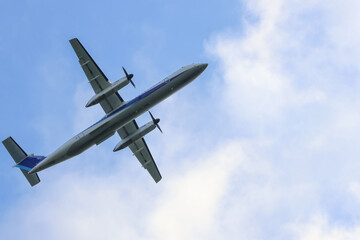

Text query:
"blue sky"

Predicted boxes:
[[2, 0, 360, 239]]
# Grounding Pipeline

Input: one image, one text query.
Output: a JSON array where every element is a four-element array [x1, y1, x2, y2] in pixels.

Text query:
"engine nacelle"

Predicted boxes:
[[113, 120, 157, 152], [86, 77, 129, 107]]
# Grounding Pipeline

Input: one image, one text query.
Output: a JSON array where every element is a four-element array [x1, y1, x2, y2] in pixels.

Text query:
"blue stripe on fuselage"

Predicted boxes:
[[83, 69, 187, 132]]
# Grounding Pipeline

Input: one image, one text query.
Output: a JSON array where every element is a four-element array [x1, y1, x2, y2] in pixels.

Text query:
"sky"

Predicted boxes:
[[1, 0, 360, 239]]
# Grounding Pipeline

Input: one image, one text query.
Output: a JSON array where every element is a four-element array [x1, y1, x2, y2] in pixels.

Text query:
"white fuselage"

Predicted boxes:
[[29, 63, 207, 173]]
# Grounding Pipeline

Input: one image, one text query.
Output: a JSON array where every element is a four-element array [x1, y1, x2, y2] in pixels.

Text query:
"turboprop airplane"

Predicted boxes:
[[2, 38, 207, 186]]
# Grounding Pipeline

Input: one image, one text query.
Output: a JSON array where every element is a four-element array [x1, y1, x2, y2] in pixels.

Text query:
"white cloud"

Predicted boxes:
[[289, 213, 360, 240], [207, 0, 360, 128], [147, 141, 244, 240], [72, 82, 104, 133], [205, 0, 360, 238], [0, 140, 245, 240]]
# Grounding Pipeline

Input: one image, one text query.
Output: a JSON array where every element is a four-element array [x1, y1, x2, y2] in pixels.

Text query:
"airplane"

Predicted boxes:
[[2, 38, 207, 186]]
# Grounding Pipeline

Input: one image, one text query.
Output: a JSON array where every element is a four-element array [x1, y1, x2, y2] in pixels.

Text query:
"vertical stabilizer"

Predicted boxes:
[[2, 137, 41, 187]]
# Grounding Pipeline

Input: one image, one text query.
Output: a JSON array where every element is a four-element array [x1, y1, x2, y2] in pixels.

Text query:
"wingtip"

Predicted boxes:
[[2, 136, 12, 144], [155, 176, 162, 183], [69, 38, 79, 43]]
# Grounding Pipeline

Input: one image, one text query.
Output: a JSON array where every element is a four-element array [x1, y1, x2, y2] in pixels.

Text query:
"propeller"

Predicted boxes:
[[122, 66, 135, 88], [149, 111, 162, 133]]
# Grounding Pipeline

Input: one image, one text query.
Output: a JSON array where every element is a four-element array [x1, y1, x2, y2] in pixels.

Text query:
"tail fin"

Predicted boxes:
[[2, 137, 42, 187]]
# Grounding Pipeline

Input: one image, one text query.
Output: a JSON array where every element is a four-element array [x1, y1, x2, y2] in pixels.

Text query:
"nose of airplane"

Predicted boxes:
[[198, 63, 208, 73]]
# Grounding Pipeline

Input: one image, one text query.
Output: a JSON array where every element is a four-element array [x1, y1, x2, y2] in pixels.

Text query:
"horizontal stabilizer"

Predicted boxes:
[[20, 169, 41, 187], [2, 137, 43, 187]]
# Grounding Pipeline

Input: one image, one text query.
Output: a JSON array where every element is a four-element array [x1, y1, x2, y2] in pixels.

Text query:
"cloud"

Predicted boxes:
[[289, 213, 360, 240], [147, 140, 244, 240], [209, 3, 308, 124], [205, 0, 360, 238], [72, 82, 104, 133], [207, 0, 360, 130], [0, 140, 245, 240]]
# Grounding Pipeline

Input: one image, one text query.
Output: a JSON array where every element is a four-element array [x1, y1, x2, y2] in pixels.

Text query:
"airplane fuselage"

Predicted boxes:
[[29, 63, 207, 173]]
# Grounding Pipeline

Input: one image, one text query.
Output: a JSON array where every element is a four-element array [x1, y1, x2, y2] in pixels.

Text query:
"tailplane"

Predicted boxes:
[[2, 137, 45, 187]]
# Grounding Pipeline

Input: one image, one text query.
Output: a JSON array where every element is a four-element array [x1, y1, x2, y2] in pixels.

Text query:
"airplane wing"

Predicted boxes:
[[69, 38, 124, 113], [117, 122, 162, 183], [69, 38, 162, 183]]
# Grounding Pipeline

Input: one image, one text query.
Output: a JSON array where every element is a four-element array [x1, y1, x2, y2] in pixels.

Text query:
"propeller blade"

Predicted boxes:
[[149, 111, 155, 121], [122, 66, 128, 76], [149, 111, 162, 133], [129, 78, 136, 88], [157, 123, 163, 134], [122, 66, 135, 88]]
